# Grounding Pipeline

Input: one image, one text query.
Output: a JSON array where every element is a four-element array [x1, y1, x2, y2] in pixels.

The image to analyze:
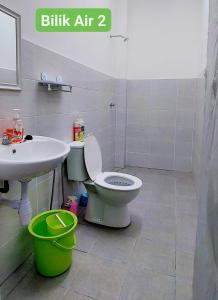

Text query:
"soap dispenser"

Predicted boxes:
[[12, 109, 24, 143]]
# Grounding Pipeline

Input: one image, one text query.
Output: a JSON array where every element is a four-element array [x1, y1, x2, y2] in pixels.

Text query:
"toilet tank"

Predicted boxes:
[[67, 142, 89, 181]]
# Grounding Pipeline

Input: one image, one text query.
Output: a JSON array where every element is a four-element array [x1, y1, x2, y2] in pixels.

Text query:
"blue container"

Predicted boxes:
[[79, 192, 89, 207]]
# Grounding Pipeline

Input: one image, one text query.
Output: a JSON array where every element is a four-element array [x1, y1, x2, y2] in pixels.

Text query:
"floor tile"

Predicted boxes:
[[176, 251, 194, 281], [176, 277, 192, 300], [90, 231, 136, 263], [176, 213, 197, 253], [70, 253, 127, 300], [120, 266, 175, 300], [141, 221, 175, 246], [176, 195, 198, 216], [63, 289, 95, 300], [6, 270, 67, 300], [75, 224, 99, 253], [131, 236, 175, 276]]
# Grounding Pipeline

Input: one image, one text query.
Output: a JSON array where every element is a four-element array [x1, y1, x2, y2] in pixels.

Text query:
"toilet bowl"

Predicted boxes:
[[83, 136, 142, 228]]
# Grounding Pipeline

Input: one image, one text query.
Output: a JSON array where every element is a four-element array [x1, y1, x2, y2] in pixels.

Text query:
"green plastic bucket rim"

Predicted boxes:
[[28, 209, 78, 240]]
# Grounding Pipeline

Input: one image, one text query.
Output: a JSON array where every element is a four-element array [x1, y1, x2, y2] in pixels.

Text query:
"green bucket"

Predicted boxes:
[[28, 210, 77, 277], [46, 212, 74, 236]]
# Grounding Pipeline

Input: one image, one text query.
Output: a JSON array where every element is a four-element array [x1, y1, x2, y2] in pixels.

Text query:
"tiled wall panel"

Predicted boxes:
[[126, 79, 197, 172]]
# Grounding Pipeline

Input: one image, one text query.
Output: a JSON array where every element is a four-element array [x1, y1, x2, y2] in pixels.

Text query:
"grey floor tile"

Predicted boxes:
[[176, 277, 192, 300], [144, 203, 176, 233], [176, 251, 194, 281], [176, 213, 197, 254], [120, 266, 175, 300], [63, 289, 95, 300], [175, 183, 196, 198], [131, 236, 175, 276], [71, 253, 127, 300], [6, 251, 85, 300], [75, 224, 99, 253], [176, 195, 198, 216], [6, 270, 67, 300], [89, 227, 136, 263], [141, 221, 175, 246], [149, 188, 175, 207]]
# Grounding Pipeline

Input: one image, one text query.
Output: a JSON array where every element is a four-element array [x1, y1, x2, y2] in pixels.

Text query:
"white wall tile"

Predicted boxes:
[[126, 79, 196, 172]]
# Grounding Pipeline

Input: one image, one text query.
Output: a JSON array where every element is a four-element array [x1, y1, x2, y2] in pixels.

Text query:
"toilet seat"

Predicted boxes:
[[84, 135, 102, 181], [95, 172, 142, 191], [84, 135, 142, 191]]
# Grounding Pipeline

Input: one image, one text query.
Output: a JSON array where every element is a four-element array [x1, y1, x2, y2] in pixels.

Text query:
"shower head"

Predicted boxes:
[[110, 34, 129, 42]]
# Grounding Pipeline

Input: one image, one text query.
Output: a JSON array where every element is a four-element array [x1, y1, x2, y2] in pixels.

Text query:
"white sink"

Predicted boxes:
[[0, 136, 70, 180]]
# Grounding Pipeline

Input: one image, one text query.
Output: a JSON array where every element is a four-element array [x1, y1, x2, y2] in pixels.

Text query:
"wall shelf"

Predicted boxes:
[[38, 80, 72, 93]]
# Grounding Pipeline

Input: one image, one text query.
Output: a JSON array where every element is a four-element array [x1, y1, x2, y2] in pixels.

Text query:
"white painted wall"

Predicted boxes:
[[0, 0, 209, 79], [127, 0, 209, 79], [0, 0, 123, 77]]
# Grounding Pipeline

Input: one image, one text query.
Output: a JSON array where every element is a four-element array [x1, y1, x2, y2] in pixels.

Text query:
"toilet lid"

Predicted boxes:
[[84, 135, 102, 181]]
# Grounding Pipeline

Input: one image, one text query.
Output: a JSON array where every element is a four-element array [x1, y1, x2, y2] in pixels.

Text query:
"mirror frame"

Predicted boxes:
[[0, 5, 21, 91]]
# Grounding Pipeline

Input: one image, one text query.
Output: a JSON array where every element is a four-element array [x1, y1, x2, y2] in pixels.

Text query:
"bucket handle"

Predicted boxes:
[[52, 234, 77, 251]]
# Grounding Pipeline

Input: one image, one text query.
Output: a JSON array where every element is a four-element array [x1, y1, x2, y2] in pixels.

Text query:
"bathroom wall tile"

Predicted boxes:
[[36, 114, 73, 143], [0, 229, 32, 284], [148, 109, 176, 128], [149, 155, 174, 170], [0, 205, 22, 248], [176, 109, 195, 129], [37, 177, 53, 213], [127, 109, 150, 127], [148, 126, 174, 142], [126, 152, 150, 167], [126, 79, 197, 172], [126, 124, 149, 139], [175, 141, 193, 157], [176, 126, 193, 143], [126, 136, 150, 154], [176, 95, 196, 111], [151, 79, 178, 98], [177, 79, 197, 98], [150, 140, 174, 157], [174, 157, 192, 172], [127, 80, 151, 98]]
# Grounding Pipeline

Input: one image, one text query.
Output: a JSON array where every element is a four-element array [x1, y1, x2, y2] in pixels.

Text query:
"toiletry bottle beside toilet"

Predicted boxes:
[[73, 118, 85, 142]]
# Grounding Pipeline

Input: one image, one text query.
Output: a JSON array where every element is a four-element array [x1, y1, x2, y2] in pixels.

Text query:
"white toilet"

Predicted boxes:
[[67, 135, 142, 228]]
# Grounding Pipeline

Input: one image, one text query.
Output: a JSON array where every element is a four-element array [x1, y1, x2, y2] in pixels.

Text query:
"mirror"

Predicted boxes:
[[0, 5, 21, 90]]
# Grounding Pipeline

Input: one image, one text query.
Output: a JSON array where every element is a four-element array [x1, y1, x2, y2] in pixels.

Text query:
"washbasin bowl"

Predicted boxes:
[[0, 136, 70, 180]]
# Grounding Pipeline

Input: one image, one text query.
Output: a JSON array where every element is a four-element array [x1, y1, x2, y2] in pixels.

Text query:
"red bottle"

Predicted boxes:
[[73, 120, 81, 141]]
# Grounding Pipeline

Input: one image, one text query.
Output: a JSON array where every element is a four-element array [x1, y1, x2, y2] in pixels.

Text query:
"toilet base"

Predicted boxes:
[[84, 194, 131, 228]]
